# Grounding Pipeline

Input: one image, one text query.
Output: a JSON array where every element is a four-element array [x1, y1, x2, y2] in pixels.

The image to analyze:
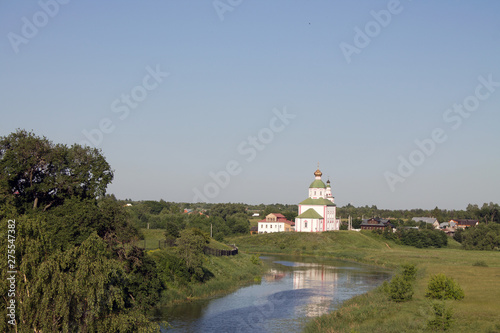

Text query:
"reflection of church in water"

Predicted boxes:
[[293, 264, 339, 318]]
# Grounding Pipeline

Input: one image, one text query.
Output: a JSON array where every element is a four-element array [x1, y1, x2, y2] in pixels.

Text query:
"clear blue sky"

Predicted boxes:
[[1, 1, 499, 210]]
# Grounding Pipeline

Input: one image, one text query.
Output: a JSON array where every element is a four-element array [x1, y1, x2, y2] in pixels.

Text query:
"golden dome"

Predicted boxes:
[[314, 168, 322, 177]]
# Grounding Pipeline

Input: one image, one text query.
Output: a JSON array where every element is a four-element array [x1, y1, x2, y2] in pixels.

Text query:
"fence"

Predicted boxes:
[[203, 245, 238, 256]]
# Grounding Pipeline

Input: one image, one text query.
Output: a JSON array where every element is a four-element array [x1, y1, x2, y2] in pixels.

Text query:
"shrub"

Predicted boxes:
[[401, 263, 417, 282], [472, 260, 488, 267], [425, 274, 465, 300], [250, 254, 261, 265], [388, 274, 414, 302], [427, 301, 454, 331]]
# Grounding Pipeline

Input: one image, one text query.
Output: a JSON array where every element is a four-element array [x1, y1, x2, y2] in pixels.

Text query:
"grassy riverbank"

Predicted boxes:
[[153, 251, 264, 307], [229, 231, 500, 332], [140, 228, 264, 307]]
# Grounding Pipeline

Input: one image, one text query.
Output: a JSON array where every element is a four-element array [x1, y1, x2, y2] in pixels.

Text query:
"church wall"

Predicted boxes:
[[299, 205, 325, 218]]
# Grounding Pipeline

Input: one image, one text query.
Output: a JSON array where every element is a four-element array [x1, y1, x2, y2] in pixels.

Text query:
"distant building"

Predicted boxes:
[[258, 213, 295, 233], [295, 167, 340, 232], [440, 221, 457, 229], [439, 221, 457, 237], [250, 226, 259, 235], [360, 218, 393, 231], [412, 217, 440, 229], [450, 219, 479, 229], [252, 213, 260, 217]]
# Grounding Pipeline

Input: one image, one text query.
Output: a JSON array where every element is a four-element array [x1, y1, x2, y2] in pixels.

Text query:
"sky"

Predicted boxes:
[[1, 1, 499, 210]]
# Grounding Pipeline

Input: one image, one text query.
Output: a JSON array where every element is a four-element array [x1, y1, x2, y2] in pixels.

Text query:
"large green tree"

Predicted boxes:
[[0, 130, 113, 212], [0, 130, 160, 332]]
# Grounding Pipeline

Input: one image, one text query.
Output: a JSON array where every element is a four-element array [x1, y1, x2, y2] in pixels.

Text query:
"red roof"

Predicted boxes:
[[258, 219, 295, 226]]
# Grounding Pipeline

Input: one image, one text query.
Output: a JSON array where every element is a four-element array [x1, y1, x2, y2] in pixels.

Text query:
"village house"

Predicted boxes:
[[450, 219, 479, 229], [439, 221, 457, 237], [258, 213, 295, 233], [412, 217, 440, 229], [360, 218, 393, 231]]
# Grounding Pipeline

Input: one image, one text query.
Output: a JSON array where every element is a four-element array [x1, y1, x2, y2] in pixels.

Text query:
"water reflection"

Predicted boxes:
[[160, 255, 391, 333]]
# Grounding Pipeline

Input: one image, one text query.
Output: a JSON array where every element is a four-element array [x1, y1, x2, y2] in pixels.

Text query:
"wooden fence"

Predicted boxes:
[[203, 245, 238, 256]]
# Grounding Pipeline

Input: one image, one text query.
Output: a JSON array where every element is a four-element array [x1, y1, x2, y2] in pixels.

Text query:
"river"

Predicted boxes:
[[158, 255, 391, 333]]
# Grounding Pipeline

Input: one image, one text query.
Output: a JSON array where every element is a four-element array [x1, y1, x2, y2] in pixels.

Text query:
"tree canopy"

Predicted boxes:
[[0, 129, 113, 213]]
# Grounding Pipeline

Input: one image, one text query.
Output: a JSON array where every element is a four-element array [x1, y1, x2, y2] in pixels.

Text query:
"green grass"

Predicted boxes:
[[130, 228, 167, 250], [249, 216, 261, 228], [229, 231, 500, 332], [208, 238, 233, 250], [154, 252, 264, 307]]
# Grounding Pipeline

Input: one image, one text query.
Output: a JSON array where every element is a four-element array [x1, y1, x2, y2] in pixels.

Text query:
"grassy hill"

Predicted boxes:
[[229, 231, 500, 332]]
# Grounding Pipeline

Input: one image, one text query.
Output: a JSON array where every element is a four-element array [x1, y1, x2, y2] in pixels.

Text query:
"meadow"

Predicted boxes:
[[229, 231, 500, 332]]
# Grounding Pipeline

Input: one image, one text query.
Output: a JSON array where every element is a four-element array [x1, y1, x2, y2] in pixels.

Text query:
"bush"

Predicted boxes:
[[425, 274, 465, 300], [427, 301, 454, 331], [250, 254, 261, 265], [388, 274, 414, 302], [401, 263, 417, 282], [472, 260, 488, 267]]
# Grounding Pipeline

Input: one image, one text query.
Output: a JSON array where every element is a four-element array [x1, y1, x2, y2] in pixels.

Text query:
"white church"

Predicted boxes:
[[294, 167, 340, 232]]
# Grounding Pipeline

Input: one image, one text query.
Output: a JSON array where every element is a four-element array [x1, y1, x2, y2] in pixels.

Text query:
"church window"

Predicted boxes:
[[304, 221, 308, 228]]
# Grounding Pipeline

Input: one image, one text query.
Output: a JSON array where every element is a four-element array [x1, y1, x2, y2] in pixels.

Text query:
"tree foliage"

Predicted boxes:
[[458, 223, 500, 250], [427, 301, 454, 331], [425, 274, 465, 301], [0, 130, 160, 332], [387, 274, 414, 302], [374, 228, 447, 248], [0, 130, 113, 213], [175, 228, 210, 282]]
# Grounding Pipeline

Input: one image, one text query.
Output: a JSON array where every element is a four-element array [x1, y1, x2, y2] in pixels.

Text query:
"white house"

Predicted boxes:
[[258, 213, 295, 233], [412, 217, 440, 229]]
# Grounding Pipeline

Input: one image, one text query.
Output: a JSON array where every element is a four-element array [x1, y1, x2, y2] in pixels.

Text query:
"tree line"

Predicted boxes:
[[337, 203, 499, 225]]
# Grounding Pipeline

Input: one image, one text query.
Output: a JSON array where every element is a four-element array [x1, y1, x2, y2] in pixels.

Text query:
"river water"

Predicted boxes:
[[159, 255, 391, 333]]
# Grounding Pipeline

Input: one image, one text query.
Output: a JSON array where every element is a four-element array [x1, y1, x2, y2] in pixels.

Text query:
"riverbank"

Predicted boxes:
[[150, 250, 265, 307], [229, 231, 500, 332]]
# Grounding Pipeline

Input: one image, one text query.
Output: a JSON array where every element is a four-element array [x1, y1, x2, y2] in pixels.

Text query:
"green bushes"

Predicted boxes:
[[374, 228, 448, 248], [472, 260, 488, 267], [388, 274, 414, 302], [425, 273, 465, 300], [385, 264, 417, 302], [423, 274, 464, 330], [459, 223, 500, 250], [427, 301, 454, 331]]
